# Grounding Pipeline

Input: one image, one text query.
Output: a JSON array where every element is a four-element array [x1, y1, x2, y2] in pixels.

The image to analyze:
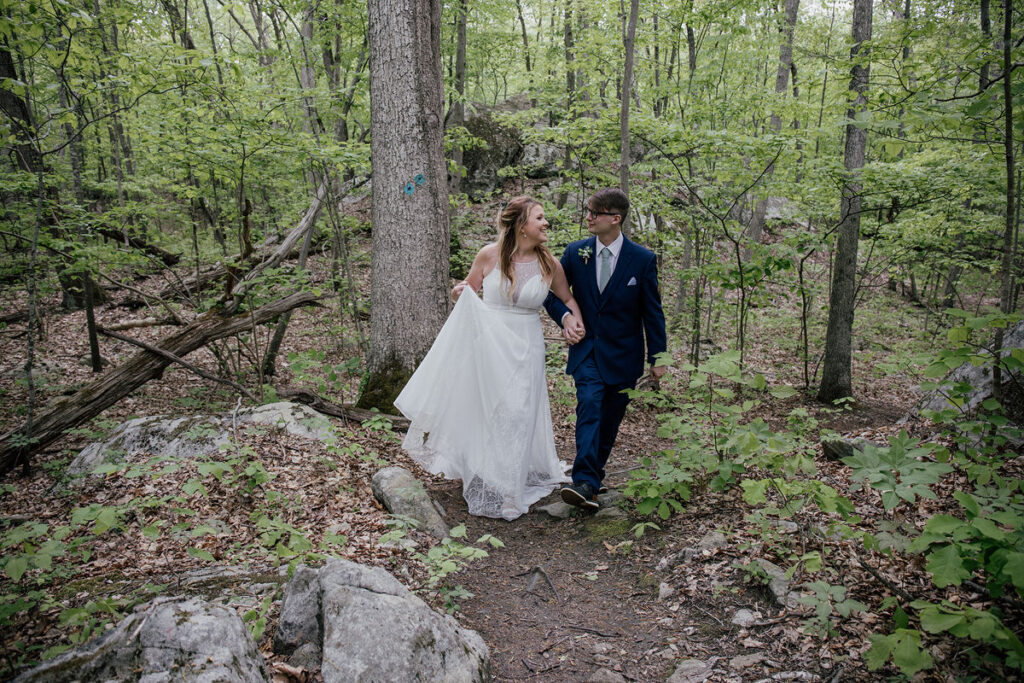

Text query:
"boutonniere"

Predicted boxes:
[[579, 246, 593, 264]]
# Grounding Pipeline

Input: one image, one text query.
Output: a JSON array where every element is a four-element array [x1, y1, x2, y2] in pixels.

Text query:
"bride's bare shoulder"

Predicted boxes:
[[475, 243, 499, 267]]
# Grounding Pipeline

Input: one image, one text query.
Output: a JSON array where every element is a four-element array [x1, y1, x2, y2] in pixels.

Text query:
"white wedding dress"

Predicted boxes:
[[394, 260, 569, 521]]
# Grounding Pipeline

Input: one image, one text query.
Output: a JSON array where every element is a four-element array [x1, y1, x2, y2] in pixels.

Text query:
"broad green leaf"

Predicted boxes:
[[971, 517, 1006, 541], [5, 555, 28, 581], [893, 631, 933, 676], [919, 605, 964, 633], [1002, 552, 1024, 590], [927, 545, 971, 587], [770, 385, 798, 399], [923, 515, 964, 535]]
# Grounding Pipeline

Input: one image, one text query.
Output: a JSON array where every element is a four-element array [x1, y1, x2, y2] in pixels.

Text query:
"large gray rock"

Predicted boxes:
[[274, 565, 322, 656], [69, 401, 334, 475], [14, 596, 268, 682], [318, 559, 489, 682], [372, 467, 449, 539], [917, 320, 1024, 425]]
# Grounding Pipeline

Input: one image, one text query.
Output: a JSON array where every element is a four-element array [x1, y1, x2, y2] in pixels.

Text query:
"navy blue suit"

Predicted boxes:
[[545, 236, 667, 491]]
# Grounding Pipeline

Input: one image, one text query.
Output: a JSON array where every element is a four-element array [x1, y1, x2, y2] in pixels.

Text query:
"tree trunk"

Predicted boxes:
[[993, 0, 1016, 402], [450, 0, 468, 194], [619, 0, 640, 228], [748, 0, 800, 247], [817, 0, 872, 404], [980, 0, 991, 90], [358, 0, 450, 412], [0, 292, 319, 475]]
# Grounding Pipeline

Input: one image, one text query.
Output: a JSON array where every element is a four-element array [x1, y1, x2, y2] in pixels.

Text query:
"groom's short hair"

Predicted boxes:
[[589, 188, 630, 222]]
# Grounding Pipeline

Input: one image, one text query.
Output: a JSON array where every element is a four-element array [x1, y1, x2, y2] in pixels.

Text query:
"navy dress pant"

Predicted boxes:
[[571, 353, 635, 491]]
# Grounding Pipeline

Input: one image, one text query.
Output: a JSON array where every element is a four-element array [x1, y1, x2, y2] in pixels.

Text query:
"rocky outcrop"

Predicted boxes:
[[14, 597, 268, 682], [69, 401, 334, 475], [273, 559, 490, 682], [916, 320, 1024, 426]]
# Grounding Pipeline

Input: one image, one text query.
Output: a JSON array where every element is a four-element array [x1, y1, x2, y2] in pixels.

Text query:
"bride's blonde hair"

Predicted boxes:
[[496, 196, 557, 300]]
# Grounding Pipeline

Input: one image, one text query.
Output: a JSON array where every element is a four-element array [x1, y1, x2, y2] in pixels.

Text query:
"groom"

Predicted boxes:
[[544, 188, 667, 510]]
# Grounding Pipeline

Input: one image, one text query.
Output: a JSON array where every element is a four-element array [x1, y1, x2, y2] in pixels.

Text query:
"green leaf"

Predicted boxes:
[[923, 515, 964, 535], [893, 631, 933, 675], [971, 517, 1006, 541], [449, 524, 467, 539], [187, 547, 215, 562], [1002, 552, 1024, 590], [865, 634, 896, 670], [926, 545, 971, 588], [770, 385, 798, 399], [919, 605, 964, 633], [954, 491, 980, 517], [5, 555, 28, 581]]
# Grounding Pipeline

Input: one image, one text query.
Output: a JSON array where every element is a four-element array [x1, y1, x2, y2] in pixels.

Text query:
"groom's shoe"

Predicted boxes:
[[560, 482, 600, 510]]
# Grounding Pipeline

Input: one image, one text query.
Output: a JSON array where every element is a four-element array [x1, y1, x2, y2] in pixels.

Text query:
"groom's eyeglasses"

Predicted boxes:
[[585, 209, 619, 218]]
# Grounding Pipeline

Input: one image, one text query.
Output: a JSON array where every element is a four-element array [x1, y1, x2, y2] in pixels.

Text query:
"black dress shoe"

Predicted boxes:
[[560, 482, 600, 510]]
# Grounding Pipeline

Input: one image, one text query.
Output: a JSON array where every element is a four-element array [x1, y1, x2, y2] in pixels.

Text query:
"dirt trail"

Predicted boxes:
[[424, 413, 760, 683]]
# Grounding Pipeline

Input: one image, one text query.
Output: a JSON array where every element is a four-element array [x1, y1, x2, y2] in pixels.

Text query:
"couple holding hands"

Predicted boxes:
[[395, 188, 666, 521]]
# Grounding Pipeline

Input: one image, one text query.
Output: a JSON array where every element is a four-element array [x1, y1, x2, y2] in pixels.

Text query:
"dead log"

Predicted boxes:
[[103, 316, 182, 331], [277, 387, 410, 431], [95, 225, 181, 266], [0, 291, 319, 476]]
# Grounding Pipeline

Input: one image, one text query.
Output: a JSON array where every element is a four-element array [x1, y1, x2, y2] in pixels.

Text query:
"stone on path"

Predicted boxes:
[[731, 608, 758, 628], [537, 500, 572, 519], [371, 466, 449, 539], [14, 596, 268, 682], [586, 667, 628, 683], [756, 558, 801, 609], [667, 658, 716, 683]]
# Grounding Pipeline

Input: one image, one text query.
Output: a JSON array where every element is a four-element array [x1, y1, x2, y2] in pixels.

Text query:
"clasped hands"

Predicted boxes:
[[561, 314, 585, 345]]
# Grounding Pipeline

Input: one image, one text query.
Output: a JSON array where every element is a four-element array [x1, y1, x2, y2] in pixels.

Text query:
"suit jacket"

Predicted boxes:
[[545, 235, 667, 385]]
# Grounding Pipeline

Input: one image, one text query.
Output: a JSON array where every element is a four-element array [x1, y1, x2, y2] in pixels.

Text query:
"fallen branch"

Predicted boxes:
[[95, 225, 181, 266], [97, 327, 255, 400], [277, 387, 410, 431], [0, 291, 319, 475], [103, 316, 181, 331]]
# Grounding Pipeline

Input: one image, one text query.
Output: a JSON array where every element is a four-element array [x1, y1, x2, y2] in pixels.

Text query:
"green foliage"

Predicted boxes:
[[798, 581, 866, 638], [843, 433, 953, 513]]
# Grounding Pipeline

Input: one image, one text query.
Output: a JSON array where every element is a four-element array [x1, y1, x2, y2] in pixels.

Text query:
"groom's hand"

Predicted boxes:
[[562, 315, 585, 345]]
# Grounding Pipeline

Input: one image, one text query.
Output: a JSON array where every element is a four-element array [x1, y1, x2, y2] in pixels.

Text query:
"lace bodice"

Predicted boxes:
[[482, 260, 548, 311]]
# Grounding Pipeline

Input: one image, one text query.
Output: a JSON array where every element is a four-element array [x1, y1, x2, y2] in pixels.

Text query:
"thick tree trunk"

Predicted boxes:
[[358, 0, 449, 412], [818, 0, 872, 404], [0, 292, 319, 475], [619, 0, 640, 229]]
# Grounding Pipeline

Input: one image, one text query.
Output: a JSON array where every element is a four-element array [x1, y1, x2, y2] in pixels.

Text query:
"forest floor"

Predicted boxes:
[[0, 197, 1016, 682]]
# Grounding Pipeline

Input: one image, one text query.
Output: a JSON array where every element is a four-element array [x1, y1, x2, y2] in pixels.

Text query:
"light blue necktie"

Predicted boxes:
[[598, 247, 611, 293]]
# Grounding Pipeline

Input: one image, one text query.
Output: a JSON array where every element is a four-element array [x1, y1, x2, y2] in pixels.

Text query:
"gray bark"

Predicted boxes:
[[818, 0, 872, 403], [748, 0, 800, 247], [993, 0, 1017, 401], [358, 0, 450, 411], [619, 0, 640, 228]]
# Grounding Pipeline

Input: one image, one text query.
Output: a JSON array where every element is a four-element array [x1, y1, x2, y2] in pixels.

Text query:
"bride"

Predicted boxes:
[[394, 196, 585, 520]]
